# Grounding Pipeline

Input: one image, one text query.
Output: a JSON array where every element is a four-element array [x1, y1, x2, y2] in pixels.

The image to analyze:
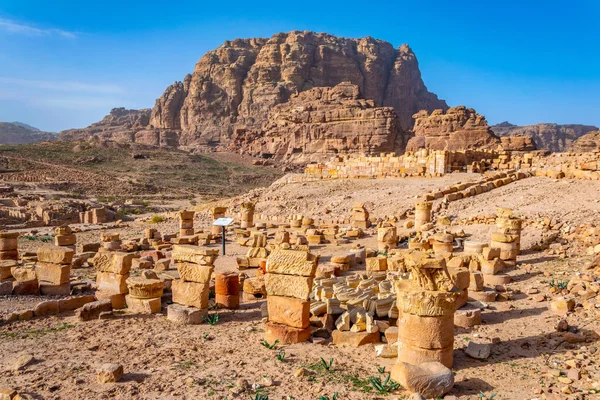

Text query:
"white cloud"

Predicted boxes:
[[0, 17, 76, 39], [0, 77, 124, 94]]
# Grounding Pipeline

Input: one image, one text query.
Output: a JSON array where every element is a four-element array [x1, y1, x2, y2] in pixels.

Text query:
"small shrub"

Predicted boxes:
[[203, 313, 219, 326], [320, 357, 334, 371], [276, 350, 286, 362], [150, 215, 165, 224], [368, 373, 400, 394]]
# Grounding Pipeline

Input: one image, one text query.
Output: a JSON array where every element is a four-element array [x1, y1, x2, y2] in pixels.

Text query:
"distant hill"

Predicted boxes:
[[0, 122, 58, 145], [491, 122, 599, 152]]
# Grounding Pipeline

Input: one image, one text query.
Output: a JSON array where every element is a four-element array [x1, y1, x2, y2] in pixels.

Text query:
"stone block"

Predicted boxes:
[[11, 266, 37, 282], [75, 300, 113, 321], [171, 279, 209, 309], [39, 282, 71, 296], [96, 272, 129, 294], [176, 263, 214, 283], [55, 234, 76, 246], [264, 321, 311, 345], [267, 295, 310, 329], [166, 304, 207, 324], [33, 300, 60, 317], [214, 272, 240, 295], [35, 262, 71, 285], [264, 273, 313, 300], [12, 279, 39, 295], [58, 295, 96, 312], [331, 330, 380, 346], [95, 291, 127, 309], [125, 295, 161, 314], [0, 250, 18, 260], [265, 248, 317, 277], [37, 246, 74, 265]]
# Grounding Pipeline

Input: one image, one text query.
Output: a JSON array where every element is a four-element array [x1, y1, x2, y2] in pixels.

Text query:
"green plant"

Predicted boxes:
[[260, 339, 279, 350], [150, 214, 165, 224], [250, 395, 269, 400], [478, 392, 497, 400], [320, 357, 334, 371], [203, 313, 219, 326], [276, 349, 286, 362], [172, 360, 196, 370], [202, 333, 209, 339], [368, 373, 400, 394], [318, 394, 338, 400], [549, 279, 569, 290], [377, 366, 386, 374]]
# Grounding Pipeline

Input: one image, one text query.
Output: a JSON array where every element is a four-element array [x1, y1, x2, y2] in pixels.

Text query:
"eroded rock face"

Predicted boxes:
[[157, 31, 446, 146], [59, 108, 180, 147], [406, 106, 500, 151], [500, 135, 537, 151], [491, 122, 599, 152], [230, 83, 404, 163], [569, 130, 600, 152]]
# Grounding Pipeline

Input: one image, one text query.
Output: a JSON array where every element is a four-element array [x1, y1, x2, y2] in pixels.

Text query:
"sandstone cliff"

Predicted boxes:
[[59, 108, 180, 147], [491, 122, 599, 152], [406, 106, 500, 151], [0, 122, 57, 145], [568, 130, 600, 152], [157, 31, 446, 146], [59, 31, 447, 152], [230, 82, 403, 162]]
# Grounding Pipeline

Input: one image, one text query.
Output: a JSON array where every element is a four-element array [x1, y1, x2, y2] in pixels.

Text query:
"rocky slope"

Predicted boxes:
[[59, 108, 180, 147], [491, 122, 599, 152], [60, 31, 447, 152], [0, 122, 57, 145], [406, 106, 500, 151], [568, 130, 600, 152], [229, 82, 403, 162]]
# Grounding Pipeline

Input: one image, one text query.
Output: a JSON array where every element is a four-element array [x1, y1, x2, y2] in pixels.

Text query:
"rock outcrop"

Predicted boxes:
[[491, 122, 599, 152], [0, 122, 57, 145], [230, 82, 403, 163], [59, 108, 180, 147], [59, 31, 446, 155], [406, 106, 500, 151], [499, 135, 537, 151], [568, 130, 600, 152], [164, 32, 446, 146]]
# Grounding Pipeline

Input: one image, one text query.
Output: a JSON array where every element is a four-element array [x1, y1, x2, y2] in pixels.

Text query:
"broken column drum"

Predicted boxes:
[[414, 202, 432, 231], [240, 202, 255, 229]]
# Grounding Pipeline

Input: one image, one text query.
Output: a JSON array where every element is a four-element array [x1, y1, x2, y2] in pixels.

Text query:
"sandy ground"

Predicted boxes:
[[1, 174, 600, 400]]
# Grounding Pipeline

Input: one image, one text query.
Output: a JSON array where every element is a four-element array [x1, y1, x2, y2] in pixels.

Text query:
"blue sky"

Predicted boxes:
[[0, 0, 598, 132]]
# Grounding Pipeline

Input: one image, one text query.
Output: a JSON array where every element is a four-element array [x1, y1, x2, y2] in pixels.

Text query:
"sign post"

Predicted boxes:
[[212, 217, 234, 256]]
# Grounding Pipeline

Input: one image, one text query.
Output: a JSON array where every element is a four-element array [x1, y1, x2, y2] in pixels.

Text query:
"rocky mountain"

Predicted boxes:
[[60, 31, 447, 153], [491, 122, 599, 152], [0, 122, 57, 145], [230, 82, 403, 162], [406, 106, 500, 151], [568, 130, 600, 152]]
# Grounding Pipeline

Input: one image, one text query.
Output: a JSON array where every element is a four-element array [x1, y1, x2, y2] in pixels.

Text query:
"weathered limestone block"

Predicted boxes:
[[332, 330, 380, 346], [391, 361, 454, 399], [92, 252, 134, 274], [11, 266, 37, 282], [0, 232, 19, 251], [267, 295, 310, 329], [167, 303, 207, 324], [398, 341, 454, 369], [35, 262, 71, 285], [176, 263, 214, 283], [125, 295, 162, 314], [264, 273, 313, 300], [172, 245, 218, 265], [125, 277, 164, 299], [55, 234, 76, 246], [265, 248, 318, 277], [40, 282, 70, 296], [264, 321, 311, 345], [75, 300, 113, 321], [171, 279, 209, 309], [0, 260, 16, 279], [96, 272, 129, 294], [37, 246, 74, 265]]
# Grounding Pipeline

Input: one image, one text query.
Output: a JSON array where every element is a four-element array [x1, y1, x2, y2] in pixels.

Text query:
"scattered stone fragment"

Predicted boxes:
[[97, 363, 124, 383], [465, 342, 492, 360]]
